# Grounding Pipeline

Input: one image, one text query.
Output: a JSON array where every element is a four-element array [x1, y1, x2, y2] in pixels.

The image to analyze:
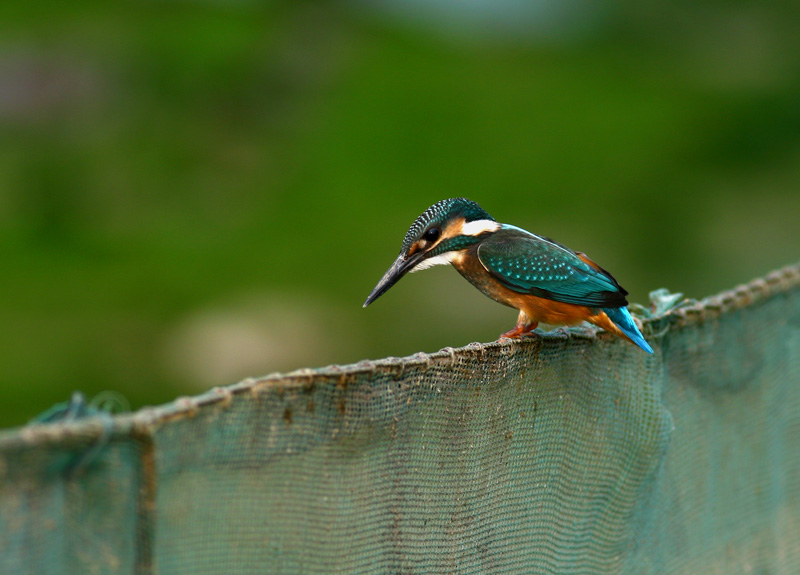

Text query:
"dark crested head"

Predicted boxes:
[[364, 198, 496, 307], [400, 198, 494, 255]]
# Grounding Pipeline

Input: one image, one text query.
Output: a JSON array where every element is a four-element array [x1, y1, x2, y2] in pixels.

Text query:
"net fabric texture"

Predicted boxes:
[[1, 263, 799, 575]]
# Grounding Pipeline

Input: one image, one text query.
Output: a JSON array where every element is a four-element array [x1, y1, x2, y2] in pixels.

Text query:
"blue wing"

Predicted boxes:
[[476, 226, 628, 308]]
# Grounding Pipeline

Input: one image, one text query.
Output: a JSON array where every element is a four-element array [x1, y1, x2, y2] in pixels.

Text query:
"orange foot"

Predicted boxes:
[[499, 323, 539, 339]]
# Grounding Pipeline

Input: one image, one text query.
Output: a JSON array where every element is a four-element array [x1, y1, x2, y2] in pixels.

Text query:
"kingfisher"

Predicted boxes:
[[363, 198, 653, 353]]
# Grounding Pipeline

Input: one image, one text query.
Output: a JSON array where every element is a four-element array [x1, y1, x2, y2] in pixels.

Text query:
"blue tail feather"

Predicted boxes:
[[602, 307, 653, 354]]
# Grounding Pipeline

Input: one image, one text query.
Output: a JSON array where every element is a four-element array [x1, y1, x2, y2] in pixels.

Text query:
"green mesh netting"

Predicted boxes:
[[1, 264, 799, 575]]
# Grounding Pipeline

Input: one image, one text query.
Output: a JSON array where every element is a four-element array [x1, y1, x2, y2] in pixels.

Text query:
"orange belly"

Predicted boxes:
[[501, 288, 593, 326], [505, 289, 632, 343]]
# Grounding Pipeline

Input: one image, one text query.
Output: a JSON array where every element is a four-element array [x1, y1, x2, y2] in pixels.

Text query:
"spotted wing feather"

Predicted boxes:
[[476, 226, 628, 308]]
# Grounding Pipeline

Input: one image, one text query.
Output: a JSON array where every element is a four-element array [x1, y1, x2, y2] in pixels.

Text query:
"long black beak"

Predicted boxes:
[[363, 252, 423, 307]]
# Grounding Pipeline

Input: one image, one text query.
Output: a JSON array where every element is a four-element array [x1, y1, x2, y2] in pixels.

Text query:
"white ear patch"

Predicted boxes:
[[411, 252, 456, 272], [461, 219, 500, 236]]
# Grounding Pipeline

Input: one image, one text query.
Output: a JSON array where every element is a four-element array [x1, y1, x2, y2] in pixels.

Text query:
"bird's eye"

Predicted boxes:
[[423, 228, 441, 242]]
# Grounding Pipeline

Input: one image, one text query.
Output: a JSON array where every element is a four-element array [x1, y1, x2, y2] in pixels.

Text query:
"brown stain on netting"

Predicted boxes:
[[283, 407, 292, 426], [335, 373, 350, 416], [517, 366, 528, 390], [130, 427, 156, 575]]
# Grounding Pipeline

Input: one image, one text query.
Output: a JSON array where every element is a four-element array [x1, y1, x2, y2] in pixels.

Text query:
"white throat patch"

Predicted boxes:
[[411, 251, 457, 272]]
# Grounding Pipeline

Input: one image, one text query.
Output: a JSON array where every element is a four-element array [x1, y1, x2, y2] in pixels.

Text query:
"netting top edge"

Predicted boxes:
[[260, 260, 800, 377], [667, 261, 799, 324], [128, 261, 800, 428], [1, 262, 797, 445]]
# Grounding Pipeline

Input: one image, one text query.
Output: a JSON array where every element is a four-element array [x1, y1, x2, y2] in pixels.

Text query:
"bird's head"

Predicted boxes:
[[363, 198, 498, 307]]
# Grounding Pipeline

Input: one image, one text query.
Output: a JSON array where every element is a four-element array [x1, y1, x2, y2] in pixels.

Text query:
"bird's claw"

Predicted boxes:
[[499, 325, 538, 340]]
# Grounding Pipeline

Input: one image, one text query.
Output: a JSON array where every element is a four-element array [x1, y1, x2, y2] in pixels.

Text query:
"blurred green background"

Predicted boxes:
[[1, 0, 798, 428]]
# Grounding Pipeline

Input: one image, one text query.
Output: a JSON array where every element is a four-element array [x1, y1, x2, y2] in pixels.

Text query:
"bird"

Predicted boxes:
[[363, 198, 653, 353]]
